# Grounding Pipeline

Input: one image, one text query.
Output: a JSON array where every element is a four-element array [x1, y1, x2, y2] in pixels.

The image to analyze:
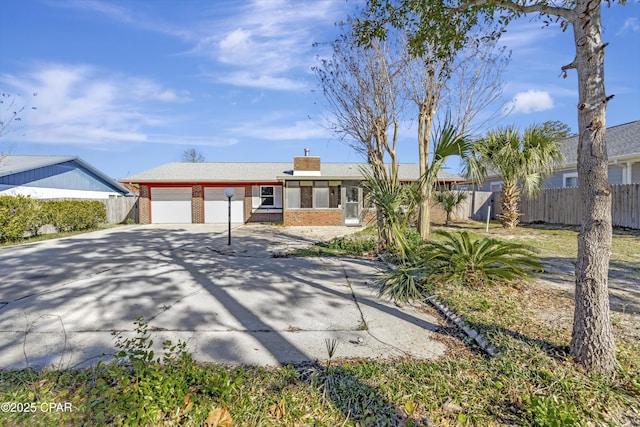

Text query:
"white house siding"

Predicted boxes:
[[0, 185, 121, 200]]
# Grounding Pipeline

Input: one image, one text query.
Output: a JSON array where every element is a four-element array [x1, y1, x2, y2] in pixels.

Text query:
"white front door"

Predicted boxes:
[[204, 187, 245, 223]]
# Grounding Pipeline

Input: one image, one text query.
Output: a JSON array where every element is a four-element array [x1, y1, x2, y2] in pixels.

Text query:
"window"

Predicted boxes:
[[261, 186, 274, 206], [252, 185, 282, 209], [314, 181, 329, 208], [563, 172, 578, 188], [286, 181, 300, 209]]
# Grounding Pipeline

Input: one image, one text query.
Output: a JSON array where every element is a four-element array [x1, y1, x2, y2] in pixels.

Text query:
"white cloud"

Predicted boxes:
[[194, 0, 345, 91], [217, 72, 307, 91], [503, 90, 554, 115], [617, 18, 640, 35], [46, 0, 347, 92], [0, 63, 199, 145], [229, 119, 328, 141]]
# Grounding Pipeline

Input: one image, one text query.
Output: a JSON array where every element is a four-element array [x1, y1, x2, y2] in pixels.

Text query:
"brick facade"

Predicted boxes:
[[284, 209, 343, 226], [247, 212, 283, 223], [139, 184, 150, 224], [293, 156, 321, 172], [192, 185, 204, 224]]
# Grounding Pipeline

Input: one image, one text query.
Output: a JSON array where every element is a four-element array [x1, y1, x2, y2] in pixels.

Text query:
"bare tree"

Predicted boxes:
[[314, 29, 405, 180], [0, 92, 37, 160], [182, 148, 205, 163], [404, 30, 508, 239], [314, 27, 406, 248]]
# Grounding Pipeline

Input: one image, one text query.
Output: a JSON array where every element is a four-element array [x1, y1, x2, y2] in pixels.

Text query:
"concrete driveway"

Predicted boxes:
[[0, 224, 446, 370]]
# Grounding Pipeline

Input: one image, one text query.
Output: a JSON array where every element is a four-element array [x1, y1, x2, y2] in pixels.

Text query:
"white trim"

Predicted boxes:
[[563, 172, 579, 188], [0, 185, 121, 200]]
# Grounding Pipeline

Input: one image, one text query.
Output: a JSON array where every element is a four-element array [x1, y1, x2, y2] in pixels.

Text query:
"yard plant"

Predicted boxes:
[[379, 230, 543, 302], [0, 196, 107, 244], [465, 125, 564, 229]]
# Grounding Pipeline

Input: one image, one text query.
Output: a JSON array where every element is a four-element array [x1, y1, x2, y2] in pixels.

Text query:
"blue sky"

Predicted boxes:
[[1, 0, 638, 180]]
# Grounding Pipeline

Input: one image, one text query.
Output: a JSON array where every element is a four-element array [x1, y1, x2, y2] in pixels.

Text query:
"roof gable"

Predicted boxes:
[[0, 155, 131, 195]]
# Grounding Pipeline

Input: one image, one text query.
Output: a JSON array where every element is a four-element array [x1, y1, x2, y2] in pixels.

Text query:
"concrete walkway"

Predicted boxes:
[[0, 224, 446, 370]]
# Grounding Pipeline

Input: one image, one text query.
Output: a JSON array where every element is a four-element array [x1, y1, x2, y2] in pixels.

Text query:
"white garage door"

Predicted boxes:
[[151, 187, 192, 224], [205, 187, 245, 223]]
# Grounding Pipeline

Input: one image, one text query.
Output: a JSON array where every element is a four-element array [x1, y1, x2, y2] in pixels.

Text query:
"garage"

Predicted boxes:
[[151, 187, 192, 224], [204, 187, 245, 223]]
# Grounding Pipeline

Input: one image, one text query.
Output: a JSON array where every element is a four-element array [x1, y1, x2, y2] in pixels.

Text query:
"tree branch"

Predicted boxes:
[[452, 0, 576, 21]]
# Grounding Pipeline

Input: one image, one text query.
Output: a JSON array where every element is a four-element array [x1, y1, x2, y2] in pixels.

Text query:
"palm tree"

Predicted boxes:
[[362, 167, 419, 262], [465, 125, 565, 228], [434, 190, 468, 225], [418, 119, 471, 239]]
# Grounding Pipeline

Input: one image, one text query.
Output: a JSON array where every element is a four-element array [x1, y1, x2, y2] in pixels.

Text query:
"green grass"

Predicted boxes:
[[1, 222, 638, 426]]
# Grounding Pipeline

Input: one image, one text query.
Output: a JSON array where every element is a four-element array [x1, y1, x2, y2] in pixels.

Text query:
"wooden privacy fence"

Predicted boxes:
[[430, 191, 495, 223], [103, 196, 138, 224], [518, 183, 639, 229]]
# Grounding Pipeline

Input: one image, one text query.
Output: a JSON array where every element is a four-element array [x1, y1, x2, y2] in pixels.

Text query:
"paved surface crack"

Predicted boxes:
[[339, 259, 412, 357]]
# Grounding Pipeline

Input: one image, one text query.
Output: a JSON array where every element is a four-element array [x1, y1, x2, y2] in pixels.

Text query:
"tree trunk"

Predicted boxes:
[[417, 104, 433, 240], [499, 181, 519, 228], [569, 2, 617, 375]]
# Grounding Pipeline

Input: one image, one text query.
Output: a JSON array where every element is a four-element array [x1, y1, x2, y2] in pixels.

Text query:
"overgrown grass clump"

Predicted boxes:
[[290, 235, 377, 257]]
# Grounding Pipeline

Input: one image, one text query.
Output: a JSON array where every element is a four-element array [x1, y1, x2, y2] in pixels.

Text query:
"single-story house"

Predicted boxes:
[[120, 152, 464, 226], [474, 120, 640, 191], [0, 155, 132, 199]]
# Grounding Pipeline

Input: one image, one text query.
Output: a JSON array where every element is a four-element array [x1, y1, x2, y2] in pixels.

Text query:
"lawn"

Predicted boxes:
[[1, 221, 638, 426]]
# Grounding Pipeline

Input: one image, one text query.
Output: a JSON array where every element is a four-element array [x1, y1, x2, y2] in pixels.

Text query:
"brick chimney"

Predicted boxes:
[[293, 149, 321, 176]]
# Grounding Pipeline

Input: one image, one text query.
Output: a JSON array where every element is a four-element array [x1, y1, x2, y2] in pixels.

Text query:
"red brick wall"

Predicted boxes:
[[247, 212, 283, 223], [284, 209, 342, 226], [293, 156, 320, 172], [192, 185, 204, 224], [139, 185, 150, 224]]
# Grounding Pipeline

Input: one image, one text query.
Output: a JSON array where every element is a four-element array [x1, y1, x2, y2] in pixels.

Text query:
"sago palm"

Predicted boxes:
[[378, 230, 542, 303], [423, 230, 543, 288], [465, 125, 564, 228]]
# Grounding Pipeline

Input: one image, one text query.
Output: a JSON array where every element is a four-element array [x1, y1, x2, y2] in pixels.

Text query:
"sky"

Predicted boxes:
[[1, 0, 639, 180]]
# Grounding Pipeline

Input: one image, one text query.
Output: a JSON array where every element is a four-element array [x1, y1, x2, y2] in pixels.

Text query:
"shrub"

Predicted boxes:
[[379, 230, 543, 303], [41, 200, 106, 232], [324, 236, 377, 256], [0, 195, 39, 242]]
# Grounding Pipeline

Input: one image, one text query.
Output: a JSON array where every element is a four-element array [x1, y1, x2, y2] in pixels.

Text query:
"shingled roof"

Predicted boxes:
[[558, 120, 640, 166], [121, 162, 464, 183]]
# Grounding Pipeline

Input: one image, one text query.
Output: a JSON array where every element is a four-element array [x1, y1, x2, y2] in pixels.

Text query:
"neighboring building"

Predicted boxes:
[[473, 120, 640, 191], [0, 155, 131, 199], [121, 152, 464, 226]]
